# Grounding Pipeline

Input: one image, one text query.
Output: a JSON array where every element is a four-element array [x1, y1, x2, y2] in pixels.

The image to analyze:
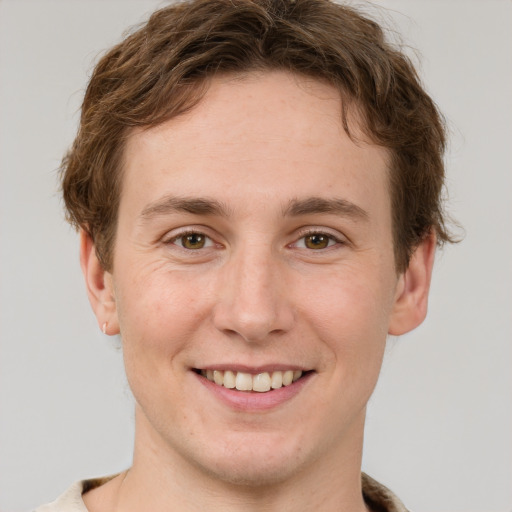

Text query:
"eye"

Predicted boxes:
[[294, 232, 340, 250], [170, 232, 214, 250]]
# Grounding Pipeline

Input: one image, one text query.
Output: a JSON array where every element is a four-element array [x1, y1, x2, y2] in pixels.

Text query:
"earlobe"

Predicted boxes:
[[79, 229, 119, 335], [388, 231, 436, 336]]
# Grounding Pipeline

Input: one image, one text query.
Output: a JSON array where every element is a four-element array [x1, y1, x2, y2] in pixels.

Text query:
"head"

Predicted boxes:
[[62, 0, 452, 275], [67, 0, 452, 492]]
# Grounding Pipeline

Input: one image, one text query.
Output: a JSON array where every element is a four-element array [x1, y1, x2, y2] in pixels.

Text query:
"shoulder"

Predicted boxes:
[[362, 473, 410, 512], [33, 472, 407, 512], [32, 476, 117, 512]]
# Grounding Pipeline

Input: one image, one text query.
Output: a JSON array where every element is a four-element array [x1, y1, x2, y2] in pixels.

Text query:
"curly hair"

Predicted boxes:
[[61, 0, 455, 272]]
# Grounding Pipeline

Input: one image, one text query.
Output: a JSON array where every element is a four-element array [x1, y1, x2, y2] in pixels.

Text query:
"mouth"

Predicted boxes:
[[195, 369, 309, 393]]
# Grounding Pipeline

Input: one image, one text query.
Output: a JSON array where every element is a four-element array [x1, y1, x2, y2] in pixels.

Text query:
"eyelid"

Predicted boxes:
[[161, 225, 347, 250], [162, 227, 218, 249], [291, 227, 347, 249]]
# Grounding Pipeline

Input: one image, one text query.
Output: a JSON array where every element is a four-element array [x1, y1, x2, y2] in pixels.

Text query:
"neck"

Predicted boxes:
[[85, 407, 370, 512]]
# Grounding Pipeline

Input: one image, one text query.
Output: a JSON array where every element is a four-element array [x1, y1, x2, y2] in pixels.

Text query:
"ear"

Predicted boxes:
[[79, 229, 119, 336], [388, 231, 436, 336]]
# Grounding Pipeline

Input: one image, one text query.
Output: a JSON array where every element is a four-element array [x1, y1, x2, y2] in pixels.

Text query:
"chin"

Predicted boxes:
[[200, 455, 304, 488], [187, 432, 314, 488]]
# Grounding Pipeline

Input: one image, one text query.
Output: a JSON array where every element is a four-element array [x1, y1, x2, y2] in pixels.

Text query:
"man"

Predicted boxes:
[[37, 0, 453, 510]]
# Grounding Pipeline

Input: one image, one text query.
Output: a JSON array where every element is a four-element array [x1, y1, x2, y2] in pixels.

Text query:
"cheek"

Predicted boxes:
[[115, 268, 210, 371], [301, 264, 394, 333], [116, 275, 203, 415], [116, 264, 229, 389], [297, 265, 395, 375]]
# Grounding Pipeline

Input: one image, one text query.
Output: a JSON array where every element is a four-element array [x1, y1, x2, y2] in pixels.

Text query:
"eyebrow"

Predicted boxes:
[[139, 195, 231, 221], [138, 194, 368, 223], [283, 197, 369, 221]]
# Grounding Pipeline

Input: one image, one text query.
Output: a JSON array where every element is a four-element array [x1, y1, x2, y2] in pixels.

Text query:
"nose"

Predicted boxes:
[[212, 242, 294, 343]]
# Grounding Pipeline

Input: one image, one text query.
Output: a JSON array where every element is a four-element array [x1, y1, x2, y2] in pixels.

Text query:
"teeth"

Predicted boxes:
[[223, 370, 236, 389], [201, 369, 303, 392], [282, 370, 293, 386], [213, 370, 223, 386], [271, 371, 283, 389], [253, 372, 271, 392], [235, 372, 253, 391]]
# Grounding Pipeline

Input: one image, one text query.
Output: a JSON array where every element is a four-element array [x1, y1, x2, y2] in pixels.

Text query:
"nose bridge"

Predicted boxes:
[[213, 239, 292, 342]]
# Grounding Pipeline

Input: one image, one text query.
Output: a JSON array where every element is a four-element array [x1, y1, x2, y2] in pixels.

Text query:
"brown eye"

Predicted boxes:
[[179, 233, 207, 249], [304, 233, 331, 249]]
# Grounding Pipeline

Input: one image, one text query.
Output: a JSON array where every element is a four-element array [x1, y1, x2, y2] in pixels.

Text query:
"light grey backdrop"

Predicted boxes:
[[0, 1, 511, 511]]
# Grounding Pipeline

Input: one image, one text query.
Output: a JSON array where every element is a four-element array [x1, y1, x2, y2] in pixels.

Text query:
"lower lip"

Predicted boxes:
[[194, 371, 313, 412]]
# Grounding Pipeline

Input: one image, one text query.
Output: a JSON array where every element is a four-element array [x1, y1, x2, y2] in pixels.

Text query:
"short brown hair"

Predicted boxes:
[[61, 0, 455, 272]]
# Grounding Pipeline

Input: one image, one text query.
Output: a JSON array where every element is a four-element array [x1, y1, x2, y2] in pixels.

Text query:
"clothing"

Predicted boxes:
[[362, 473, 410, 512], [33, 472, 409, 512]]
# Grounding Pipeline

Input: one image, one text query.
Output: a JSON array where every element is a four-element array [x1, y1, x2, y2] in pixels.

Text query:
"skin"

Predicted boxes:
[[81, 71, 435, 512]]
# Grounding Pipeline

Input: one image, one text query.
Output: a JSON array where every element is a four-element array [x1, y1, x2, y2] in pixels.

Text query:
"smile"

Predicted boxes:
[[199, 369, 304, 392]]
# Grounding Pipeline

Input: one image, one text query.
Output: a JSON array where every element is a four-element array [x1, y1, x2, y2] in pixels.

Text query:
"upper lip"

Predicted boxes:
[[193, 364, 310, 374]]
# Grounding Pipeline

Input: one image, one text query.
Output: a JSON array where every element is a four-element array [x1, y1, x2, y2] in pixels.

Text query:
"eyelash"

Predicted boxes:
[[165, 228, 345, 252], [291, 229, 345, 250], [165, 230, 216, 250]]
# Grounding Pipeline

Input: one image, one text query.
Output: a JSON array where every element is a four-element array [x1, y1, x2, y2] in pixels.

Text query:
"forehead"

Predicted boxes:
[[129, 71, 373, 151], [120, 71, 390, 221]]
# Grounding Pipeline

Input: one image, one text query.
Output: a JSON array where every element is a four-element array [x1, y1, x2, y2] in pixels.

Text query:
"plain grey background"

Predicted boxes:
[[0, 1, 511, 511]]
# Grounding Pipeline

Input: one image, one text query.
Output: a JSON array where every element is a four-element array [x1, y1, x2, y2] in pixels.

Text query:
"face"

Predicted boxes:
[[85, 71, 432, 486]]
